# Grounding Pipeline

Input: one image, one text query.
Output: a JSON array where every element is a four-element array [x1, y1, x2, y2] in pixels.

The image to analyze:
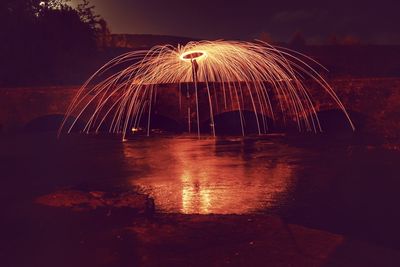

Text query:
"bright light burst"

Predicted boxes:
[[60, 40, 354, 139]]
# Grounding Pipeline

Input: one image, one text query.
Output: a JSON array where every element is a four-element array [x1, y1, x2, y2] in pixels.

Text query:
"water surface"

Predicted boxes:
[[2, 133, 400, 248], [123, 136, 298, 214]]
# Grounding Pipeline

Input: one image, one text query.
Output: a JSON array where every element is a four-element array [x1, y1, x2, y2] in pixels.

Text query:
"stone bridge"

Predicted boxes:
[[1, 78, 399, 138]]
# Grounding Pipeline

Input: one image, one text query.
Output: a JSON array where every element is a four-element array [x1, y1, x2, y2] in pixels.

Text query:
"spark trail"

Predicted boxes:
[[59, 40, 354, 139]]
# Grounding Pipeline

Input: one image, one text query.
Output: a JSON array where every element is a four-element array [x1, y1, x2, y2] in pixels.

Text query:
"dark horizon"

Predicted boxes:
[[3, 1, 400, 267], [71, 0, 400, 44]]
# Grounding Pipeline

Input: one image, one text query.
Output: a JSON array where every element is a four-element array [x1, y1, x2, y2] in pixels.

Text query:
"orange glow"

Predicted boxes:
[[179, 50, 207, 62], [60, 40, 355, 139], [124, 139, 294, 214], [131, 127, 140, 133]]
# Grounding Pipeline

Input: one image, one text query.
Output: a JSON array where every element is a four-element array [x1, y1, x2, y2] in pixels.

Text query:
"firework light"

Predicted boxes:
[[60, 40, 354, 139]]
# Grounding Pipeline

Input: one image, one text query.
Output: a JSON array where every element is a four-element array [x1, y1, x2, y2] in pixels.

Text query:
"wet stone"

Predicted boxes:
[[36, 189, 155, 215]]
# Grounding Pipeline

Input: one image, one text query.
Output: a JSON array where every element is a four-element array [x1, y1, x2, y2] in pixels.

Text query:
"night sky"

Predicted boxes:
[[71, 0, 400, 44]]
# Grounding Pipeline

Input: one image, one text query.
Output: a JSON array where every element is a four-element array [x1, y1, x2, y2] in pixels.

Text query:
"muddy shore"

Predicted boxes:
[[2, 189, 400, 266]]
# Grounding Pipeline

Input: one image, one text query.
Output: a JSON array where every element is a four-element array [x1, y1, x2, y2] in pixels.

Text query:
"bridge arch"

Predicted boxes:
[[24, 114, 85, 133], [138, 113, 185, 134], [313, 109, 366, 134], [93, 112, 185, 134], [200, 109, 275, 135]]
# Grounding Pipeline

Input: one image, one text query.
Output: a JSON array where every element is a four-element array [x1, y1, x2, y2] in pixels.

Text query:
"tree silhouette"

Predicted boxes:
[[97, 18, 112, 48], [77, 0, 99, 30], [76, 0, 111, 48], [0, 0, 108, 86]]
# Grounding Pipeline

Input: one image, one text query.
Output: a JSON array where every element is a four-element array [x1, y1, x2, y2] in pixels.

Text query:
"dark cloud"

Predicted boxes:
[[270, 9, 324, 23], [71, 0, 400, 44]]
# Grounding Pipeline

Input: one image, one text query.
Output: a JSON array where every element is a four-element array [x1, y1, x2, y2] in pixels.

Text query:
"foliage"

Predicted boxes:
[[76, 0, 99, 30], [0, 0, 109, 86]]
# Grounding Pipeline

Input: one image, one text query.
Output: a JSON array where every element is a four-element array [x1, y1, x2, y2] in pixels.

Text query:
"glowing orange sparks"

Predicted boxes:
[[59, 40, 355, 139], [180, 50, 207, 62]]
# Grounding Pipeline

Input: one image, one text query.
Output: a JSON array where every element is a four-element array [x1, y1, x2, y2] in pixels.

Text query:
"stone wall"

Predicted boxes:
[[1, 78, 399, 140]]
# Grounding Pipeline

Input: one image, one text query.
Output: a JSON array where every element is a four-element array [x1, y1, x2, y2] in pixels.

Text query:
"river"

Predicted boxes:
[[1, 132, 400, 249]]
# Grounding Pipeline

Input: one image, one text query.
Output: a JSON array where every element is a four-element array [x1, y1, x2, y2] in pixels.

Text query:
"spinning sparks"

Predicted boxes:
[[60, 40, 354, 139], [180, 51, 207, 62]]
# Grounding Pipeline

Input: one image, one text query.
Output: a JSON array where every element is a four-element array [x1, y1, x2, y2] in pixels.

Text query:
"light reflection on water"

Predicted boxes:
[[4, 132, 400, 248], [123, 137, 298, 214]]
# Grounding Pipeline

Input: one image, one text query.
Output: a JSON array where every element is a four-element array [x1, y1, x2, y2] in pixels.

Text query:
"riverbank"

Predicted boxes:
[[2, 133, 400, 266], [5, 195, 400, 266]]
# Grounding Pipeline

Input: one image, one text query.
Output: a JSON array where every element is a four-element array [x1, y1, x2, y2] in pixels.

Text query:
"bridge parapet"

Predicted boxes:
[[1, 78, 399, 139]]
